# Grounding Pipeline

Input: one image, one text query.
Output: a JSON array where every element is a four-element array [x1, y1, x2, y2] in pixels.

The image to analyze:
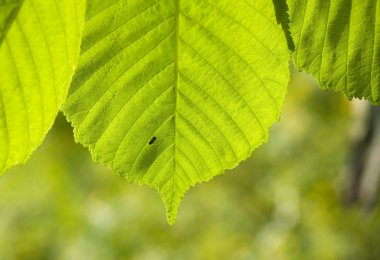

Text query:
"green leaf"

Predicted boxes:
[[0, 0, 22, 44], [0, 0, 86, 173], [288, 0, 380, 104], [63, 0, 289, 224]]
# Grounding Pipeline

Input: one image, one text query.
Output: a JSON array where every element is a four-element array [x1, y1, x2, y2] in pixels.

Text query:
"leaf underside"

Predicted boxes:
[[288, 0, 380, 104], [0, 0, 85, 173], [63, 0, 289, 224]]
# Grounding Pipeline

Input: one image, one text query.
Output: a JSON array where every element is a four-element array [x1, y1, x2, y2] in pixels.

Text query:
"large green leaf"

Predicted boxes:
[[63, 0, 289, 224], [0, 0, 86, 173], [288, 0, 380, 104]]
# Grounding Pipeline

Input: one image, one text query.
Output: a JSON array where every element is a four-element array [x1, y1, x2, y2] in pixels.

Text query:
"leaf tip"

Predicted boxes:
[[161, 187, 186, 225], [166, 212, 177, 226]]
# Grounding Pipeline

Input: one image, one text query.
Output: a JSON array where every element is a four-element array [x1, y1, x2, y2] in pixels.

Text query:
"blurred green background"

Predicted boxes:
[[0, 71, 379, 260]]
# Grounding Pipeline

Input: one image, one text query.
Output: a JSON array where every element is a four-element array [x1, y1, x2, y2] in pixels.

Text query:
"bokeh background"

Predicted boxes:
[[0, 69, 379, 260]]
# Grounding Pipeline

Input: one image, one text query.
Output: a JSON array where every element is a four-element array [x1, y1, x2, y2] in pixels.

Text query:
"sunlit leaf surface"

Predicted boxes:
[[0, 0, 86, 173], [289, 0, 380, 104], [64, 0, 289, 223]]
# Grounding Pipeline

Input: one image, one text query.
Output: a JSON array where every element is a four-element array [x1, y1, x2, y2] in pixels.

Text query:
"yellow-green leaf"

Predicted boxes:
[[0, 0, 86, 173], [289, 0, 380, 104], [63, 0, 289, 224]]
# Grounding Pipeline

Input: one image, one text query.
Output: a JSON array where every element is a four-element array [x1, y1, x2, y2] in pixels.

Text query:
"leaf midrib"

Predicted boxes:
[[170, 0, 180, 222]]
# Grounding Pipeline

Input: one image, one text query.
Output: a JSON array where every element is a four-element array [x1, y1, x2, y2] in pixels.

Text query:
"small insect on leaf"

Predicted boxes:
[[149, 137, 157, 145]]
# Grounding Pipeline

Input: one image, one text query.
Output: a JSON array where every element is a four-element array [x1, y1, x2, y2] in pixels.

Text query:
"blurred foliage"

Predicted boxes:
[[0, 70, 379, 260]]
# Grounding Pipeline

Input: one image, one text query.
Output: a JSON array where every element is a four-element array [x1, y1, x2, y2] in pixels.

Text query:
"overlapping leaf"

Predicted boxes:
[[63, 0, 289, 223], [288, 0, 380, 104], [0, 0, 22, 44], [272, 0, 294, 51], [0, 0, 86, 173]]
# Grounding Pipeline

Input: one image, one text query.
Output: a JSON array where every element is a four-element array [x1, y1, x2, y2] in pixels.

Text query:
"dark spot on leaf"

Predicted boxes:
[[149, 136, 157, 145]]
